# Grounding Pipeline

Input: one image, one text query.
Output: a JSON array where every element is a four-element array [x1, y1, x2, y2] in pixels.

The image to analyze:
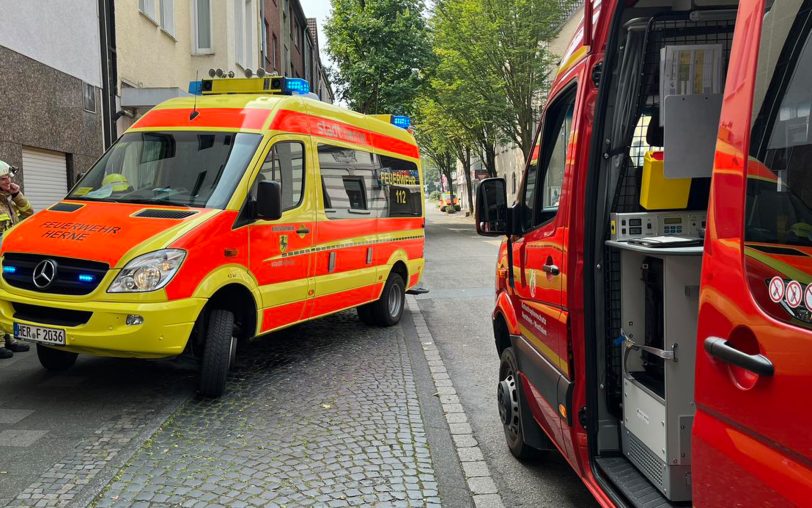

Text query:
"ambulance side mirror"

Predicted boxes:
[[256, 181, 283, 221], [476, 178, 509, 237]]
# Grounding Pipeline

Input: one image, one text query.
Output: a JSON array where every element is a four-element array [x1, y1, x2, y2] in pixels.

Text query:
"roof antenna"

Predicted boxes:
[[190, 69, 200, 121]]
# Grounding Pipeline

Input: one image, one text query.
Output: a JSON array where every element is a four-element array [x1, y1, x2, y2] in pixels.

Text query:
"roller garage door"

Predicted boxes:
[[21, 147, 68, 212]]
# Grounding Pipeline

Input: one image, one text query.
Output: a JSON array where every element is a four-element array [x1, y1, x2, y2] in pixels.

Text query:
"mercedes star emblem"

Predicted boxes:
[[32, 259, 58, 289]]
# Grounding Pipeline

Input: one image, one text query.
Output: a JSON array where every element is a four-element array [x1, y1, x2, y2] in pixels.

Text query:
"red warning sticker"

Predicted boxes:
[[786, 280, 803, 308], [769, 276, 785, 303]]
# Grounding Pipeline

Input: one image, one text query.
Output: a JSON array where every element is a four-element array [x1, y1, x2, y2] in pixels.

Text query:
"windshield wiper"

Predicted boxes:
[[67, 196, 125, 203], [115, 198, 192, 207]]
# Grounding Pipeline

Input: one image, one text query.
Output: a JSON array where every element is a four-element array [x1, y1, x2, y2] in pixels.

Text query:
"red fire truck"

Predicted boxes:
[[476, 0, 812, 505]]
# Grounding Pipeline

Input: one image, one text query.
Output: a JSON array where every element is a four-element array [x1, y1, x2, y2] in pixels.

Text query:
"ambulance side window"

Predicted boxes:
[[745, 1, 812, 328], [318, 144, 379, 219], [253, 141, 305, 212], [379, 155, 422, 218]]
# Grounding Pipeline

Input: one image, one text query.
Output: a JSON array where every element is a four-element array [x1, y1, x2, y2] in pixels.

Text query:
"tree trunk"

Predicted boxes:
[[462, 146, 474, 214], [485, 144, 497, 178]]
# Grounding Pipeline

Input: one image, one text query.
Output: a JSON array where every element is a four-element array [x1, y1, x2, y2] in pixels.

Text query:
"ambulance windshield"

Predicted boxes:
[[68, 131, 262, 208]]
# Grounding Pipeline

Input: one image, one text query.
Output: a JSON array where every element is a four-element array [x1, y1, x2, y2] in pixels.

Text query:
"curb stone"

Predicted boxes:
[[406, 296, 505, 508]]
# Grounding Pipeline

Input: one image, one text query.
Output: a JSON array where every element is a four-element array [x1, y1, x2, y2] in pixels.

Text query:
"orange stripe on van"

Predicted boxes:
[[269, 110, 420, 159], [131, 108, 271, 130]]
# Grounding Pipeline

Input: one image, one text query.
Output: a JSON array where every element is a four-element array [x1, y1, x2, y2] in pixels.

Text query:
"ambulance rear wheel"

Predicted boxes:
[[36, 344, 77, 371], [369, 272, 406, 327], [498, 347, 541, 460], [199, 309, 235, 398]]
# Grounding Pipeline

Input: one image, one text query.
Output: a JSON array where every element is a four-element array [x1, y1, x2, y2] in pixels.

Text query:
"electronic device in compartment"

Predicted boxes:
[[610, 211, 706, 242]]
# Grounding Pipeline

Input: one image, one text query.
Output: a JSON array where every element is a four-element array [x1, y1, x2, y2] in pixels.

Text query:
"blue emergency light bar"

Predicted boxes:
[[3, 266, 16, 274], [78, 274, 95, 283], [188, 75, 310, 96], [391, 115, 411, 129], [188, 80, 203, 95], [282, 78, 310, 95]]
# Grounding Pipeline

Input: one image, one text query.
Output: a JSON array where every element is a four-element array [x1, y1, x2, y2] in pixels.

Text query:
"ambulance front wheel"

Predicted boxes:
[[37, 344, 78, 371], [199, 309, 236, 398], [358, 272, 405, 327], [498, 347, 542, 460]]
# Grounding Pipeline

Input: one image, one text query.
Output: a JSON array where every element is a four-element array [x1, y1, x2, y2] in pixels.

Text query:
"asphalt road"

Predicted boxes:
[[417, 205, 596, 508]]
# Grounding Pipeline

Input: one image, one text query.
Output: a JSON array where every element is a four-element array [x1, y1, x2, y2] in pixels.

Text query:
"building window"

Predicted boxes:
[[234, 0, 244, 65], [138, 0, 159, 24], [304, 36, 312, 83], [294, 21, 300, 49], [82, 83, 96, 113], [262, 20, 269, 65], [160, 0, 174, 37], [272, 34, 279, 72], [234, 0, 254, 68], [193, 0, 212, 52]]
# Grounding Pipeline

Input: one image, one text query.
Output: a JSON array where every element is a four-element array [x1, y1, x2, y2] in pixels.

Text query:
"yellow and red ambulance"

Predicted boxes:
[[0, 76, 425, 396]]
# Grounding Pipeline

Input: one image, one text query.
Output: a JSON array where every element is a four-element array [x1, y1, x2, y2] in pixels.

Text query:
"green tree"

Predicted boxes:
[[325, 0, 433, 115], [415, 96, 478, 210], [414, 99, 457, 195], [432, 0, 575, 161]]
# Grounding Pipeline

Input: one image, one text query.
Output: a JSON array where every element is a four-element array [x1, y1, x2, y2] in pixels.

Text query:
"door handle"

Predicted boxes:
[[704, 337, 774, 377], [296, 226, 310, 235], [542, 264, 560, 276]]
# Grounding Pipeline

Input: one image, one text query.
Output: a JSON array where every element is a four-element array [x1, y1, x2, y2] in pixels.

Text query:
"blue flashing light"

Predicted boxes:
[[188, 80, 203, 95], [283, 78, 310, 95], [2, 266, 16, 274], [78, 274, 95, 283], [391, 115, 411, 129]]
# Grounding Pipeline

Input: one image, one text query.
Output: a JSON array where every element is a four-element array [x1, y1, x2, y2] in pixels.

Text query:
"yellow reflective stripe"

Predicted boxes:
[[258, 277, 310, 308], [0, 213, 10, 221], [17, 203, 31, 212], [311, 266, 378, 297], [262, 229, 425, 262], [518, 323, 570, 377]]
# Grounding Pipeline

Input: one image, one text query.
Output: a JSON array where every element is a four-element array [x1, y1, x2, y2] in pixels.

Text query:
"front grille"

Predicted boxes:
[[2, 253, 108, 295], [13, 303, 92, 327]]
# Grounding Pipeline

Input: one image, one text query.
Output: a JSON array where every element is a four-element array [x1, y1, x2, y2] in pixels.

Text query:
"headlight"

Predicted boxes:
[[108, 249, 186, 293]]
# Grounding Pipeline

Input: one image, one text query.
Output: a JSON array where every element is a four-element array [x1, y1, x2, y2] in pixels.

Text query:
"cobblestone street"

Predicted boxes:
[[91, 312, 439, 507]]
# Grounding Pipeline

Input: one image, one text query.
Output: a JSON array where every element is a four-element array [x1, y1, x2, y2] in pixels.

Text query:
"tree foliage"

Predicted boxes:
[[414, 96, 465, 196], [325, 0, 433, 115], [431, 0, 575, 161]]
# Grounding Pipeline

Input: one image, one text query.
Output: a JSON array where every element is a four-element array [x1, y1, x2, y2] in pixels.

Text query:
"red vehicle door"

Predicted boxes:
[[248, 136, 316, 332], [511, 84, 579, 452], [695, 0, 812, 504]]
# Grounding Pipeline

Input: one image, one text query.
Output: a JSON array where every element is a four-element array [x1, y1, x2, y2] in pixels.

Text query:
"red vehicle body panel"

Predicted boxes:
[[490, 0, 812, 506]]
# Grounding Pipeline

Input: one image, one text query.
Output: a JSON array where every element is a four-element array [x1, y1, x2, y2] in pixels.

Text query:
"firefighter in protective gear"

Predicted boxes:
[[0, 160, 33, 358]]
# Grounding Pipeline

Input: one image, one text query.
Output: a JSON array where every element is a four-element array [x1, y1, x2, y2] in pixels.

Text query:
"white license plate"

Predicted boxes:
[[14, 323, 65, 346]]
